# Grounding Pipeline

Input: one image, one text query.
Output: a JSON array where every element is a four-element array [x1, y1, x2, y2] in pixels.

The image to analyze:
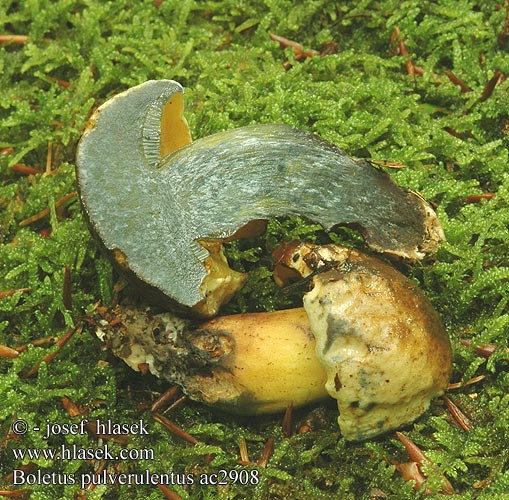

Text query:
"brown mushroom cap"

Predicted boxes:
[[286, 244, 452, 440]]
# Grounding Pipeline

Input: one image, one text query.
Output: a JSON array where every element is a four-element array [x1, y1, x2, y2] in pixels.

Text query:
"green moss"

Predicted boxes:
[[2, 0, 509, 498]]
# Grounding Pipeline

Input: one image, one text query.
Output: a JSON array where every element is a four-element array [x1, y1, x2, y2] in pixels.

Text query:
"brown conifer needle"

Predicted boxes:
[[19, 191, 77, 227], [444, 396, 473, 431], [152, 412, 198, 445], [0, 345, 19, 359], [157, 484, 184, 500], [257, 436, 274, 467], [282, 402, 293, 438]]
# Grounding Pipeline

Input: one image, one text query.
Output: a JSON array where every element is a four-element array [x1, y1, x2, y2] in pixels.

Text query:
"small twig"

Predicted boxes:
[[280, 262, 337, 294], [0, 490, 31, 498], [460, 339, 509, 358], [45, 143, 53, 174], [156, 484, 184, 500], [153, 412, 198, 445], [48, 77, 71, 88], [257, 436, 274, 467], [269, 33, 320, 69], [84, 460, 108, 492], [40, 325, 80, 364], [151, 386, 180, 414], [368, 160, 406, 169], [19, 191, 77, 227], [62, 396, 129, 444], [480, 70, 503, 101], [396, 432, 427, 463], [282, 402, 293, 438], [444, 396, 473, 431], [2, 465, 33, 484], [444, 127, 464, 140], [465, 193, 495, 203], [319, 41, 339, 56], [447, 374, 486, 390], [393, 461, 427, 492], [0, 34, 50, 44], [0, 344, 20, 359], [11, 164, 44, 175], [16, 335, 58, 352], [162, 395, 188, 415], [0, 288, 30, 299], [390, 27, 415, 76], [38, 228, 52, 238], [24, 324, 81, 377], [239, 438, 250, 464], [93, 423, 130, 444], [389, 26, 401, 55], [395, 432, 455, 494], [443, 71, 471, 93], [498, 0, 509, 47], [0, 35, 28, 44], [400, 46, 414, 76], [62, 396, 82, 417], [270, 33, 318, 55]]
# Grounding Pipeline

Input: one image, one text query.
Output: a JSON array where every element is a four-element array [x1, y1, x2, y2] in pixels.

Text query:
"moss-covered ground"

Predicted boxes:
[[1, 0, 509, 498]]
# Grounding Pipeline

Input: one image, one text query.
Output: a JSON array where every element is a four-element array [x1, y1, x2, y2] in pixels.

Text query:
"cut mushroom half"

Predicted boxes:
[[76, 80, 444, 318]]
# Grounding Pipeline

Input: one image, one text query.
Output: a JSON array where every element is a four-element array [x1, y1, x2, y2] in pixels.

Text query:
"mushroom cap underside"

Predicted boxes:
[[76, 79, 444, 315]]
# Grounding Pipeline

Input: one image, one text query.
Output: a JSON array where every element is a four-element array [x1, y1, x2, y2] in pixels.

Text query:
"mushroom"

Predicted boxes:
[[275, 242, 452, 440], [77, 80, 451, 440], [76, 80, 443, 318]]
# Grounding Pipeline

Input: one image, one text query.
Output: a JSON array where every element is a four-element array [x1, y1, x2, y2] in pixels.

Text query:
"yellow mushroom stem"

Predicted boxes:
[[100, 305, 328, 416], [188, 308, 328, 414]]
